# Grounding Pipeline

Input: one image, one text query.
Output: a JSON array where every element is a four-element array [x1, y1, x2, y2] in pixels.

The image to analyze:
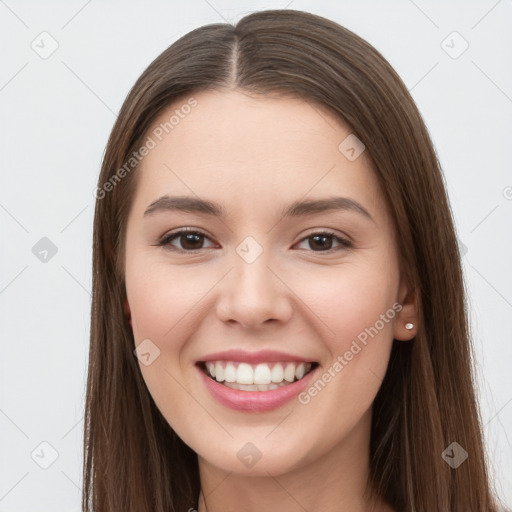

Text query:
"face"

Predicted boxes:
[[124, 89, 414, 477]]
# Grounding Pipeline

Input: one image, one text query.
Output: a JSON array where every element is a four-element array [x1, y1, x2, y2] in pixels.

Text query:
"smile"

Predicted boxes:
[[196, 359, 319, 411], [201, 360, 316, 390]]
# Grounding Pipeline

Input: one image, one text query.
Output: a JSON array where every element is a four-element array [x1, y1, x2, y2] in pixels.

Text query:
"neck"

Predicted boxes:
[[196, 408, 392, 512]]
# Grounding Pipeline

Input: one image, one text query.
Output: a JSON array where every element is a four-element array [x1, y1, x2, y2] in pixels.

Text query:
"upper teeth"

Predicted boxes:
[[205, 361, 312, 385]]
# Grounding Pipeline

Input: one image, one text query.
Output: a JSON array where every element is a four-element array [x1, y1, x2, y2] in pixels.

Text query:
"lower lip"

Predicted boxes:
[[196, 364, 318, 412]]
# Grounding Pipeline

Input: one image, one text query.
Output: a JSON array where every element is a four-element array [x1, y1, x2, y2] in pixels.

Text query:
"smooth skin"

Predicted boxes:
[[124, 89, 417, 512]]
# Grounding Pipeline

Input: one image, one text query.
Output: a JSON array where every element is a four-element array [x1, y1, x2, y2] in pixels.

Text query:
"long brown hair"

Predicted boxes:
[[84, 9, 503, 511]]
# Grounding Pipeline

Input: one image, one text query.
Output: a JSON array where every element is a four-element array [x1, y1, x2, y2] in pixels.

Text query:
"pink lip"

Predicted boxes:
[[197, 349, 315, 365], [196, 364, 318, 412]]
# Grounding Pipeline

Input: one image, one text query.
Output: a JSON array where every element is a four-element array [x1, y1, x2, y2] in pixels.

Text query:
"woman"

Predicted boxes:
[[84, 9, 505, 512]]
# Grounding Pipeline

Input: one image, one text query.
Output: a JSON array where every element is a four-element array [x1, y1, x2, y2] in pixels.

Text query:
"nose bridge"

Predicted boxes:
[[216, 235, 291, 327], [232, 235, 276, 301]]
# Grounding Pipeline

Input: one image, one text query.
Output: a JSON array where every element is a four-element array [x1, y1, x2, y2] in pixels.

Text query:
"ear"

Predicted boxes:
[[124, 298, 132, 328], [393, 277, 417, 341]]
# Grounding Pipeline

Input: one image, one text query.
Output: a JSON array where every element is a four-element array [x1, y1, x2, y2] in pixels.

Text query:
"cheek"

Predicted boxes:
[[125, 254, 208, 341], [125, 257, 207, 429], [314, 266, 397, 326], [289, 265, 398, 431], [295, 260, 399, 358]]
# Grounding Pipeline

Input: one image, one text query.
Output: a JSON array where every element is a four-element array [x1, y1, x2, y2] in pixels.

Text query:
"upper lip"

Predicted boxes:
[[197, 349, 316, 365]]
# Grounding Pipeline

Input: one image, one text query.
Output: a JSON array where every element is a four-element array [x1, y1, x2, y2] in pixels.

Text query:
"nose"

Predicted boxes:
[[215, 250, 293, 330]]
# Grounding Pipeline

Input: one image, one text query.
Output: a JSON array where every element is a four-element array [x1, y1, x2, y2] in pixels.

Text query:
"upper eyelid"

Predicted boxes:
[[161, 228, 216, 244]]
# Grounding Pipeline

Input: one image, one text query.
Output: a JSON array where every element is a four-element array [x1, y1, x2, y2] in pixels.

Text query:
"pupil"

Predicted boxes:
[[182, 233, 203, 250], [311, 234, 332, 250]]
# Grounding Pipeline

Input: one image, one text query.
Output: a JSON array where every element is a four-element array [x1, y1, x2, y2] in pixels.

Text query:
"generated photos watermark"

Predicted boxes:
[[94, 97, 198, 200], [298, 302, 403, 405]]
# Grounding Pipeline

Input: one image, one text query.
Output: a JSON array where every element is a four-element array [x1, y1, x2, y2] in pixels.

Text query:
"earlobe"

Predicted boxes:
[[394, 321, 416, 341], [124, 298, 132, 328]]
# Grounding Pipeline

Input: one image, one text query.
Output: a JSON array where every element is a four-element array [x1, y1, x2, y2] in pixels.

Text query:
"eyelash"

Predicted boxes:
[[156, 227, 353, 254]]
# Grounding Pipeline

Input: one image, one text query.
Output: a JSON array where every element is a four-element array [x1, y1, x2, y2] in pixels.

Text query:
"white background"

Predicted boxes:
[[0, 0, 511, 510]]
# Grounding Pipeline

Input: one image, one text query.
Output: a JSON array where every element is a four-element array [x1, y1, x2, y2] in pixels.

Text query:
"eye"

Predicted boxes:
[[295, 231, 352, 252], [157, 228, 216, 253], [157, 228, 352, 254]]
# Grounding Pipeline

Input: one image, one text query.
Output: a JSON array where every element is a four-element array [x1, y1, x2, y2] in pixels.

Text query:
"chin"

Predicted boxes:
[[195, 436, 314, 477]]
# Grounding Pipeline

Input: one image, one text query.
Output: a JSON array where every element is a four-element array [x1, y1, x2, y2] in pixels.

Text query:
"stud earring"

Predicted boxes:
[[405, 322, 414, 330]]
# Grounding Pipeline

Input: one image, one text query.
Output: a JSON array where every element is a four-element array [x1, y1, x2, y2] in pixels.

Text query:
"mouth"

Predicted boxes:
[[196, 360, 319, 392]]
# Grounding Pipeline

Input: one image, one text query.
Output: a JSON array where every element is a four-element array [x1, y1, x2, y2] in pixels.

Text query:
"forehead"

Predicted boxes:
[[132, 89, 384, 221]]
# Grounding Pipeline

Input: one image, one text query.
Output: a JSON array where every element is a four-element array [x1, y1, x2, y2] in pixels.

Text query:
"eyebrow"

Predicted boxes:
[[143, 195, 374, 222]]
